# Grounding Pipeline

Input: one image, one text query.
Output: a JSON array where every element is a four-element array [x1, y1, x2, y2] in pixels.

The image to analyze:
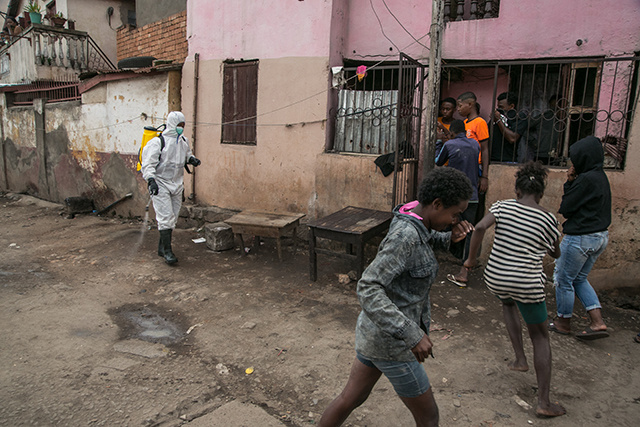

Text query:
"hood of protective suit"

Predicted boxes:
[[162, 111, 185, 139], [570, 136, 603, 174]]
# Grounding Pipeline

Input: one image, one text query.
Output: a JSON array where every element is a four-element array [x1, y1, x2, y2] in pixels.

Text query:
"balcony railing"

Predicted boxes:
[[0, 23, 115, 84], [444, 0, 500, 22]]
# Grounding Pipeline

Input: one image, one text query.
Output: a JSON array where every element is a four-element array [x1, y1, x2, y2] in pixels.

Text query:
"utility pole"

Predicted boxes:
[[421, 0, 444, 178]]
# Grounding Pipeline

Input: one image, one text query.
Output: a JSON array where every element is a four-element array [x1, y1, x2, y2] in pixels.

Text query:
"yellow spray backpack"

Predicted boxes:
[[136, 124, 166, 172]]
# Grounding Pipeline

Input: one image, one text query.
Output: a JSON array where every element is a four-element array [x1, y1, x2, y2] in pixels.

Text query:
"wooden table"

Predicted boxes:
[[225, 211, 305, 261], [308, 206, 393, 281]]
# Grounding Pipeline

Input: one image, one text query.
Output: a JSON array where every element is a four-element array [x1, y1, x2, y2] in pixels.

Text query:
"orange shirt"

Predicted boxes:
[[438, 117, 451, 130], [464, 117, 489, 164]]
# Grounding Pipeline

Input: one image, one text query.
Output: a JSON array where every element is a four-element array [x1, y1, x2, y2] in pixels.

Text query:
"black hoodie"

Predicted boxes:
[[559, 136, 611, 235]]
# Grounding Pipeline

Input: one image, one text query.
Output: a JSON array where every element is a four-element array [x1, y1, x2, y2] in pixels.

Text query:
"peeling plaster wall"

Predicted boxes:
[[0, 73, 174, 215]]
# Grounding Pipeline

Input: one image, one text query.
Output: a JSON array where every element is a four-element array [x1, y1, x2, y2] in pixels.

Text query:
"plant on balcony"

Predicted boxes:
[[24, 1, 42, 24], [50, 12, 66, 28]]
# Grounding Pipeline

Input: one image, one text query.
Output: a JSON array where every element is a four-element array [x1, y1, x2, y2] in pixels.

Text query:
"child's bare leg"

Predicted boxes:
[[399, 387, 439, 427], [586, 308, 607, 331], [453, 265, 470, 282], [502, 300, 528, 371], [526, 321, 566, 417], [318, 358, 382, 426]]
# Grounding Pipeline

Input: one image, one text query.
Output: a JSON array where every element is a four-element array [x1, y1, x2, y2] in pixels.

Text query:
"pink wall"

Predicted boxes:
[[342, 0, 431, 61], [443, 0, 640, 60], [187, 0, 335, 61], [342, 1, 640, 62]]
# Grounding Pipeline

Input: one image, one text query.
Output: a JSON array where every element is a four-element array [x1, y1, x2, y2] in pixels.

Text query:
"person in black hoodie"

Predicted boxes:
[[548, 136, 611, 340]]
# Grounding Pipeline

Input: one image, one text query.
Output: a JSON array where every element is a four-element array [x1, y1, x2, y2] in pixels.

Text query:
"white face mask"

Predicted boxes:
[[176, 126, 184, 135]]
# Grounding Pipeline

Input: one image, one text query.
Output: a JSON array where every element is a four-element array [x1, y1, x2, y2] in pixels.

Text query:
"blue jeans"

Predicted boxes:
[[554, 231, 608, 318], [356, 353, 431, 398]]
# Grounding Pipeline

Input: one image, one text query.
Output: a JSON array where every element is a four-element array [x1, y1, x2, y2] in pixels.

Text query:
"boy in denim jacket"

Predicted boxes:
[[319, 168, 474, 426]]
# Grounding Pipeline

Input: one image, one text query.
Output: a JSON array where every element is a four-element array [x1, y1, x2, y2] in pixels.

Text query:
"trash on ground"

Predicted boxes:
[[186, 323, 203, 334]]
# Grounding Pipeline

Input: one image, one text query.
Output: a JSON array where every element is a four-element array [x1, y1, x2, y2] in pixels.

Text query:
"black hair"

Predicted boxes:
[[457, 92, 476, 102], [418, 168, 472, 208], [449, 119, 466, 135], [458, 92, 479, 114], [497, 91, 518, 107], [515, 161, 548, 196], [440, 97, 457, 107]]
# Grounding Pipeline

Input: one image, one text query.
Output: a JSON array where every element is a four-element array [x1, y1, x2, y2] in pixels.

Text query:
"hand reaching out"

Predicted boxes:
[[451, 220, 474, 243]]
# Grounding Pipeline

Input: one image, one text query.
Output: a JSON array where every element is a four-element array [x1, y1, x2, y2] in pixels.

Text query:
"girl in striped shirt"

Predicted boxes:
[[462, 162, 566, 418]]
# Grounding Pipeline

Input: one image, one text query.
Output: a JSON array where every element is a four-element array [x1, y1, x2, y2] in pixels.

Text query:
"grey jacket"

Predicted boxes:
[[355, 207, 451, 362]]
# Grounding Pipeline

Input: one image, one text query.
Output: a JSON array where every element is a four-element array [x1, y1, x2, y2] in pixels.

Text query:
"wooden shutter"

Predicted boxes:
[[222, 60, 258, 145]]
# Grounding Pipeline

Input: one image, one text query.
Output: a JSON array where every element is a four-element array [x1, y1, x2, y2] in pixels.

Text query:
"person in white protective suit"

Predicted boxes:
[[141, 111, 201, 265]]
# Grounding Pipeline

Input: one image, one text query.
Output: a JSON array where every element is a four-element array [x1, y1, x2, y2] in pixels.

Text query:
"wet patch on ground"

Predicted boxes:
[[108, 303, 192, 348]]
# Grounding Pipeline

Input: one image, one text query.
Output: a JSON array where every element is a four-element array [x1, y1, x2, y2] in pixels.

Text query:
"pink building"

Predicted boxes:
[[181, 0, 640, 287]]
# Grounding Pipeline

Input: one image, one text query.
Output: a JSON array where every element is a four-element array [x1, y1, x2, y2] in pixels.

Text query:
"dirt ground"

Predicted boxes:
[[1, 192, 639, 427]]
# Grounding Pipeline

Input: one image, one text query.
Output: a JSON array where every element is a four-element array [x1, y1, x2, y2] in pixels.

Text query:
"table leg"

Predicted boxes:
[[237, 234, 246, 256], [291, 226, 298, 256], [309, 227, 317, 281], [356, 242, 364, 279], [276, 238, 283, 262]]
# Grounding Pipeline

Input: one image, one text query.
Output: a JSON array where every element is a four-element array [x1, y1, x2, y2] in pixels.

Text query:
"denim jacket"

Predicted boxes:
[[355, 206, 450, 362]]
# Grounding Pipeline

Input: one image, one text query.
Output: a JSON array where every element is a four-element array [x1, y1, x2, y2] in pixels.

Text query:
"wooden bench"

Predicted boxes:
[[308, 206, 393, 281], [225, 211, 306, 262]]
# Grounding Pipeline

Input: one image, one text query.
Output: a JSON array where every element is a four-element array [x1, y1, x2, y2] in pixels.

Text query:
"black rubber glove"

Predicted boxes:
[[188, 156, 201, 167], [147, 178, 159, 196]]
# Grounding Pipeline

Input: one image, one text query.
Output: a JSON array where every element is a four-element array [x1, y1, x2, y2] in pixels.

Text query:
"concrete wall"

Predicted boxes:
[[181, 57, 328, 216], [135, 0, 185, 28], [67, 0, 135, 66], [0, 72, 176, 215]]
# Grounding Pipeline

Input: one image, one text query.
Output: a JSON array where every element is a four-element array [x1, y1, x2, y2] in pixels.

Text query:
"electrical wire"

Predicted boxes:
[[381, 0, 430, 50], [369, 0, 400, 53]]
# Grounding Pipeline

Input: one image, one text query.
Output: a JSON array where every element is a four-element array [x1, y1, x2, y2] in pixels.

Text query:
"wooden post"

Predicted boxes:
[[190, 52, 200, 202], [34, 98, 50, 199], [421, 0, 444, 178]]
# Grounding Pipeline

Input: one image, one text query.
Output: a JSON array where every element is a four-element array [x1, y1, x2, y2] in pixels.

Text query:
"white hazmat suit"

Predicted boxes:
[[141, 111, 200, 264]]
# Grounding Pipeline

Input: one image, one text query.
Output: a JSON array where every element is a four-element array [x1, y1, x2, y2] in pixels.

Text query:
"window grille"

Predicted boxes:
[[442, 57, 638, 170]]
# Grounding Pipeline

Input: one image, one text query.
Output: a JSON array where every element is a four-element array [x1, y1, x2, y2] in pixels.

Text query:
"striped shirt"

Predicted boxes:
[[483, 199, 560, 303]]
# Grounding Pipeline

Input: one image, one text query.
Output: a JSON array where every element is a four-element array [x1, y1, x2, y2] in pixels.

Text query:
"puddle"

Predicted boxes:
[[108, 304, 188, 346]]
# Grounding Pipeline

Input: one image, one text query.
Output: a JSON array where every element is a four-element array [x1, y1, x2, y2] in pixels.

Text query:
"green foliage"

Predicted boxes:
[[24, 1, 42, 13]]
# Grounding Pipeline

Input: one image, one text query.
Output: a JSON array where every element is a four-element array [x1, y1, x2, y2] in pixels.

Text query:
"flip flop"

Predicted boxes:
[[446, 273, 467, 288], [634, 334, 640, 344], [548, 322, 570, 336], [575, 327, 609, 341]]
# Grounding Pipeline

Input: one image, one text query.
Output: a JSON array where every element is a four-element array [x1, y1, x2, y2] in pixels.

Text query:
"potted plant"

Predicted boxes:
[[50, 12, 66, 28], [24, 1, 42, 25]]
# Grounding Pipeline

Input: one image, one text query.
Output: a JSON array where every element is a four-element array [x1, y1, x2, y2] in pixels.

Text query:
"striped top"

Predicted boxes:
[[483, 199, 560, 304]]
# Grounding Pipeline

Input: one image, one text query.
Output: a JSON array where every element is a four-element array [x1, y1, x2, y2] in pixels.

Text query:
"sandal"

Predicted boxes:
[[548, 322, 570, 336], [447, 273, 467, 288]]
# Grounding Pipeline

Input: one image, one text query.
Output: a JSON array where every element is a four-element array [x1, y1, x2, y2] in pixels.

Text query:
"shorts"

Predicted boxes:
[[356, 352, 431, 398], [499, 297, 548, 325]]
